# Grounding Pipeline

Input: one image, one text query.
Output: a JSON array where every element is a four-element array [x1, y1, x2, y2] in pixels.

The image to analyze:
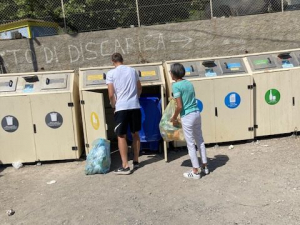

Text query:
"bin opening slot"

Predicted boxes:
[[278, 53, 291, 59], [278, 53, 294, 68], [23, 75, 39, 83], [202, 61, 217, 68]]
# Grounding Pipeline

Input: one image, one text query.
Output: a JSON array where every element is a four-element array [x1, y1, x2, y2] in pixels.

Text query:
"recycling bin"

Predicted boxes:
[[127, 97, 162, 152], [0, 71, 83, 164], [0, 76, 36, 164], [164, 55, 254, 145], [79, 63, 168, 161], [246, 50, 300, 136]]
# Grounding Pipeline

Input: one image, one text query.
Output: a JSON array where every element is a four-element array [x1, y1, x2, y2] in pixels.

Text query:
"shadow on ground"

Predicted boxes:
[[181, 154, 229, 173], [0, 162, 6, 177], [110, 149, 164, 172]]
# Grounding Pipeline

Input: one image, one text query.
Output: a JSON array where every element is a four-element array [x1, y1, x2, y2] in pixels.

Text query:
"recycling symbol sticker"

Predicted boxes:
[[45, 112, 63, 129], [265, 89, 280, 105], [196, 99, 203, 113], [1, 115, 19, 133], [91, 112, 100, 130], [224, 92, 241, 109]]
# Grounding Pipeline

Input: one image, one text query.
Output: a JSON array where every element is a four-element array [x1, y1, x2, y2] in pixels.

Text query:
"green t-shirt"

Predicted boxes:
[[172, 80, 199, 117]]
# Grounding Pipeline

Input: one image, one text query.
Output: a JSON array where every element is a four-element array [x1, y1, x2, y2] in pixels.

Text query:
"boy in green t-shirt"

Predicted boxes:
[[170, 63, 209, 179]]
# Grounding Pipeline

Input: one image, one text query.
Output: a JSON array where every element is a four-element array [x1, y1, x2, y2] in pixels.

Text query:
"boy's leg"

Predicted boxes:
[[118, 135, 129, 168], [181, 113, 200, 172], [114, 110, 130, 170], [193, 113, 208, 165], [129, 109, 142, 163], [132, 132, 140, 163]]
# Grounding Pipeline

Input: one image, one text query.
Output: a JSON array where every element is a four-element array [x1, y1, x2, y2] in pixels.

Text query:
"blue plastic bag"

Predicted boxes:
[[85, 138, 111, 175]]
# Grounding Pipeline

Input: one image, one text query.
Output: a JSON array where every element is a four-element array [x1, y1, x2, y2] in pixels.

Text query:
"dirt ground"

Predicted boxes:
[[1, 135, 300, 225]]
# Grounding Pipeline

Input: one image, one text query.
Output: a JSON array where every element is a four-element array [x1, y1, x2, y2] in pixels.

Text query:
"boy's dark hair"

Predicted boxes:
[[111, 53, 124, 63], [170, 63, 185, 79]]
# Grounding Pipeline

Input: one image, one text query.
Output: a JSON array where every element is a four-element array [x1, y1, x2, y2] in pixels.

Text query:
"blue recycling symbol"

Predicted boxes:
[[196, 99, 203, 112], [224, 92, 241, 109]]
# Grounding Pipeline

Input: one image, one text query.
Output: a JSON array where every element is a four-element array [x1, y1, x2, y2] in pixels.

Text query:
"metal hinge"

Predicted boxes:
[[72, 146, 78, 151], [85, 143, 89, 148], [68, 102, 74, 107], [248, 127, 254, 131], [81, 100, 85, 105], [254, 125, 258, 129], [248, 85, 253, 90]]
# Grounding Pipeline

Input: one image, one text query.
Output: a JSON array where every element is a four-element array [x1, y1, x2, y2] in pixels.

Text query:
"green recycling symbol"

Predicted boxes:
[[265, 89, 280, 105]]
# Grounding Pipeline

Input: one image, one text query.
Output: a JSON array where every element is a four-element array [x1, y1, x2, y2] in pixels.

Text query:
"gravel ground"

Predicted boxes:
[[0, 136, 300, 225]]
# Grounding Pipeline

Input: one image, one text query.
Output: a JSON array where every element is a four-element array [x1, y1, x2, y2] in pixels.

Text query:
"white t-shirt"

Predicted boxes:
[[106, 65, 140, 112]]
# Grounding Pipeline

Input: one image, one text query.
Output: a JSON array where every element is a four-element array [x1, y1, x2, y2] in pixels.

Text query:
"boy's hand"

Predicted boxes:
[[170, 117, 179, 127]]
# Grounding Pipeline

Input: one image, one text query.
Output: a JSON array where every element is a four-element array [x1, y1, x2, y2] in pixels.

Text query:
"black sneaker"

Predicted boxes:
[[133, 161, 139, 170], [114, 166, 131, 175]]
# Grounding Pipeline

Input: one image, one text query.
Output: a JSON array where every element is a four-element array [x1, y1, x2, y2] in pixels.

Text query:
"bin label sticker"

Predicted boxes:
[[141, 71, 156, 77], [1, 115, 19, 133], [88, 75, 103, 81], [205, 69, 217, 77], [23, 84, 34, 93], [282, 60, 294, 68], [185, 67, 192, 76], [225, 92, 241, 109], [254, 59, 269, 66], [45, 112, 63, 129], [265, 89, 280, 105], [196, 99, 203, 112], [91, 112, 100, 130], [227, 63, 241, 71]]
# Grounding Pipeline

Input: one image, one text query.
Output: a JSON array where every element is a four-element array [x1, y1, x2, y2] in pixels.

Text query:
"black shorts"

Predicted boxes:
[[114, 109, 141, 136]]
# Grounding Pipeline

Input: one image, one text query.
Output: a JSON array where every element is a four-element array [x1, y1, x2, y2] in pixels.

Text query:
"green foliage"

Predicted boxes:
[[0, 0, 209, 32]]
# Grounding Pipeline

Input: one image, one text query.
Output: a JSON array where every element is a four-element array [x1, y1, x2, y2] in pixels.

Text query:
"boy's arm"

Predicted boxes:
[[137, 80, 142, 97], [171, 97, 183, 125], [108, 83, 116, 108], [171, 84, 183, 126]]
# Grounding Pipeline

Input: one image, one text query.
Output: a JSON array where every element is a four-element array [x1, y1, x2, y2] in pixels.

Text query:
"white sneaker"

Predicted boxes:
[[183, 170, 201, 179], [201, 166, 210, 175]]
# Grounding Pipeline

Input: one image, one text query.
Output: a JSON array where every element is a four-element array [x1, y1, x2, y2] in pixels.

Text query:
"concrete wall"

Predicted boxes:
[[1, 10, 300, 73]]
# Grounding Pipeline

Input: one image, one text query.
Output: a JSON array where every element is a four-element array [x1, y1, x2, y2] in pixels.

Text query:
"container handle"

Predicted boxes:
[[46, 78, 50, 85], [293, 97, 295, 106], [268, 58, 272, 64], [9, 80, 13, 87], [224, 62, 228, 69], [191, 65, 194, 72], [215, 107, 218, 117]]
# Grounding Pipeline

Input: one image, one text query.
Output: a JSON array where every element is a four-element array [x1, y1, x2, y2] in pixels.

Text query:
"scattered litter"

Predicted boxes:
[[228, 145, 234, 150], [214, 144, 219, 149], [12, 162, 23, 169], [46, 180, 56, 185], [255, 140, 260, 144], [6, 209, 15, 216], [36, 162, 42, 166], [261, 144, 269, 147]]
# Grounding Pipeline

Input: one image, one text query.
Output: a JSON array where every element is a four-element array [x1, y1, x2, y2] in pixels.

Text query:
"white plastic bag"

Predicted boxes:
[[159, 99, 185, 142], [12, 161, 23, 169]]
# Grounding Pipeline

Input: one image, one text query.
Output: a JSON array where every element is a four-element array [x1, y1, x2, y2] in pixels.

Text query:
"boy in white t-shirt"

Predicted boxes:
[[106, 53, 142, 175]]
